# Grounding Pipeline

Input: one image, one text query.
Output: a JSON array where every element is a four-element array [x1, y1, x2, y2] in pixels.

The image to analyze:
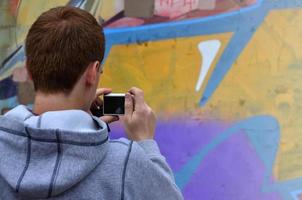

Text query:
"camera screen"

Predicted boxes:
[[103, 95, 125, 115]]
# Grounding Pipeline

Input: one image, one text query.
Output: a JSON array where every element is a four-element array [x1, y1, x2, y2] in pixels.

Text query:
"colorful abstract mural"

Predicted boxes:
[[1, 0, 302, 199]]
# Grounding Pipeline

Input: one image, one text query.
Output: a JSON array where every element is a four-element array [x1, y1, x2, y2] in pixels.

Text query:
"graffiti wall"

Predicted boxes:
[[1, 0, 302, 199]]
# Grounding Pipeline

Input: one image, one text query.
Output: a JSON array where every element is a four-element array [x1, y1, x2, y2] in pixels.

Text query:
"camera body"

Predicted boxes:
[[103, 93, 125, 116], [90, 93, 125, 117]]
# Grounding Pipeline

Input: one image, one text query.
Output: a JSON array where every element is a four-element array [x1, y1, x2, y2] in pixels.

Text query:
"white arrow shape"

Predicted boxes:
[[195, 40, 221, 92]]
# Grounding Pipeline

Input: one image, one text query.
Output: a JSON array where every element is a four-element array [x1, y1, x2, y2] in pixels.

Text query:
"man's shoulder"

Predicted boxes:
[[109, 138, 131, 147], [107, 138, 163, 168], [107, 138, 151, 165], [105, 138, 132, 161]]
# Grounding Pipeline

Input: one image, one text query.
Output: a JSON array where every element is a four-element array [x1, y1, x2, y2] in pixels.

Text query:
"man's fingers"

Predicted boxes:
[[96, 88, 112, 97], [128, 87, 144, 109], [100, 115, 119, 124], [125, 93, 134, 118], [90, 96, 103, 114], [95, 97, 103, 107]]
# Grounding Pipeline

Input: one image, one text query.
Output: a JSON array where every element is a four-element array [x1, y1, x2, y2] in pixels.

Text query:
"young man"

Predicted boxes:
[[0, 6, 183, 200]]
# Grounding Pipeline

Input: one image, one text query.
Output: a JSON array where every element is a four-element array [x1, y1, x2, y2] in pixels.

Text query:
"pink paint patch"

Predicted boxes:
[[106, 0, 258, 28], [12, 67, 28, 83], [299, 193, 302, 200], [154, 0, 257, 18], [155, 0, 198, 18], [9, 0, 20, 16], [106, 17, 145, 28]]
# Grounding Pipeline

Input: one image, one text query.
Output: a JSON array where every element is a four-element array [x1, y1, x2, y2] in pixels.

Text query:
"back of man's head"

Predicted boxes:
[[25, 6, 105, 94]]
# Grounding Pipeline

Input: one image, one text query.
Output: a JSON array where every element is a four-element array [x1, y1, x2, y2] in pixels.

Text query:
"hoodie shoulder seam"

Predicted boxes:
[[121, 141, 133, 200], [15, 127, 32, 193], [47, 130, 63, 198], [0, 126, 108, 147], [0, 126, 26, 137]]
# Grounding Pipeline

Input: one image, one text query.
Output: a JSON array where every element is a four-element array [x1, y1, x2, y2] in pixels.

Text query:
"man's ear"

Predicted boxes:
[[85, 61, 100, 86], [25, 61, 33, 81]]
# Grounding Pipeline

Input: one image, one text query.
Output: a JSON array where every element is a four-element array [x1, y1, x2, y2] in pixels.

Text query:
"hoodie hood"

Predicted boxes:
[[0, 105, 109, 199]]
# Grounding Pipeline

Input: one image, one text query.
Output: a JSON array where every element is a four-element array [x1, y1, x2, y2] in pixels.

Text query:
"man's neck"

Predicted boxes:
[[33, 92, 89, 115]]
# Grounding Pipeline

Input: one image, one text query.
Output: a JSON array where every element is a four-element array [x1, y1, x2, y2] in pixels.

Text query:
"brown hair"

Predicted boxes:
[[25, 6, 105, 94]]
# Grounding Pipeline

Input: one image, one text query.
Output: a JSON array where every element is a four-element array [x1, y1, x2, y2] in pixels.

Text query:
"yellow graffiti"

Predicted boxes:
[[200, 9, 302, 181], [100, 33, 233, 118]]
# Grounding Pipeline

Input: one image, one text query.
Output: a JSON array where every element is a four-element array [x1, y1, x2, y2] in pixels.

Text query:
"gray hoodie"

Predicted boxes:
[[0, 105, 183, 200]]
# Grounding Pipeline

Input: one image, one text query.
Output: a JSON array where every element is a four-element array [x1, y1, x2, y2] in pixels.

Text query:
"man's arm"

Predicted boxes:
[[121, 87, 183, 199], [123, 140, 183, 200]]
